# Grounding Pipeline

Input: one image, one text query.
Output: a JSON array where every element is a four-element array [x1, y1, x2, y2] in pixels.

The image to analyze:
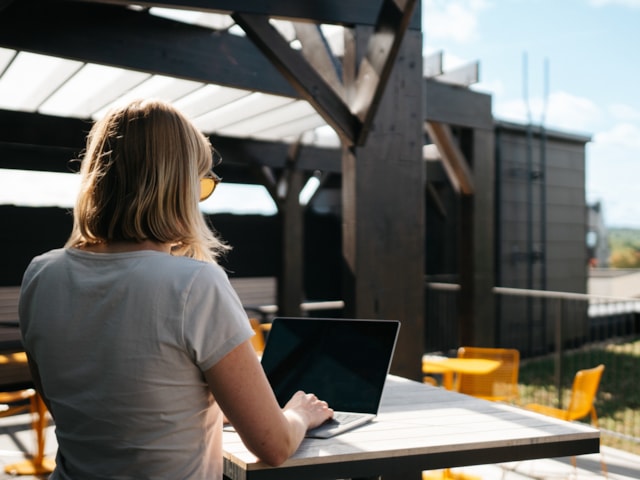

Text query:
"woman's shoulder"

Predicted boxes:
[[24, 248, 66, 271], [158, 254, 224, 273], [147, 253, 229, 284], [32, 247, 66, 261]]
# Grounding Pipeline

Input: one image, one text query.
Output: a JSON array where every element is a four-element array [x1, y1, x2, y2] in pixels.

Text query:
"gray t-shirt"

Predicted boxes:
[[19, 248, 253, 479]]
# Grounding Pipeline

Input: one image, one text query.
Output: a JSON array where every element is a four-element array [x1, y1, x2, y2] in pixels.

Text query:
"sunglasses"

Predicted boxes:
[[199, 147, 223, 202], [200, 170, 222, 202]]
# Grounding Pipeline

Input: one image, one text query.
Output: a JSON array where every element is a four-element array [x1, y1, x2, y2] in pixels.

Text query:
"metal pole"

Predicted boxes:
[[523, 52, 534, 355], [539, 58, 549, 350], [554, 297, 564, 408]]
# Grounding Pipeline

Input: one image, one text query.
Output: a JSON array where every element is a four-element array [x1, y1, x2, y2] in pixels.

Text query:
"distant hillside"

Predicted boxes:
[[608, 228, 640, 268]]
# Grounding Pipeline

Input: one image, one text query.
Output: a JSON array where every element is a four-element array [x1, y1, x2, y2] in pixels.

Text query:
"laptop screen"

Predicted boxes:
[[260, 317, 400, 414]]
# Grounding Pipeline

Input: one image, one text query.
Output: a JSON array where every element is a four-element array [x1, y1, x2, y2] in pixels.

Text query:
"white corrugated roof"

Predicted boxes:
[[0, 8, 344, 148]]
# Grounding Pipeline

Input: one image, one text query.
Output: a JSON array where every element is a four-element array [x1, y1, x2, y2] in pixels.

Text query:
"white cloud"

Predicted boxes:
[[587, 123, 640, 227], [589, 0, 640, 8], [544, 92, 601, 132], [592, 122, 640, 151], [422, 0, 492, 44], [492, 98, 536, 124], [493, 91, 600, 133], [608, 103, 640, 122], [472, 78, 504, 97], [586, 176, 640, 227], [595, 197, 640, 228]]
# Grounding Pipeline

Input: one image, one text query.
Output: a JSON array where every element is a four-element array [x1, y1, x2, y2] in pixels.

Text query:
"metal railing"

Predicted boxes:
[[425, 282, 640, 454]]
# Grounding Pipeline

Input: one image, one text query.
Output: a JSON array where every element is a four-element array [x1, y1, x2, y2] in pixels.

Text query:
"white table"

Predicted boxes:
[[223, 375, 600, 480]]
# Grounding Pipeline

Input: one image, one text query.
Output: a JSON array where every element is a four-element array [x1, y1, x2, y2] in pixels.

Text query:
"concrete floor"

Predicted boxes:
[[428, 446, 638, 479]]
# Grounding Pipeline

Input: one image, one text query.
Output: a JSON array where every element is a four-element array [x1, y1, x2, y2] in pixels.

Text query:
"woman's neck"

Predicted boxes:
[[81, 240, 171, 254]]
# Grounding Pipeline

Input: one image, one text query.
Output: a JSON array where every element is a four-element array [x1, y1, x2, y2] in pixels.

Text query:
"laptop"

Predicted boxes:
[[260, 316, 400, 438]]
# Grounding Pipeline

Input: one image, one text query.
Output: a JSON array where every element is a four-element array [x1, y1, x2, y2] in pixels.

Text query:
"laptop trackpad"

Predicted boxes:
[[305, 411, 375, 439]]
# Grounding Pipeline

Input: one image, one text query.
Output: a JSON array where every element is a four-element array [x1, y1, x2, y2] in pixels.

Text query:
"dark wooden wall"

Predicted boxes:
[[495, 123, 589, 293], [0, 206, 342, 300], [494, 123, 589, 353]]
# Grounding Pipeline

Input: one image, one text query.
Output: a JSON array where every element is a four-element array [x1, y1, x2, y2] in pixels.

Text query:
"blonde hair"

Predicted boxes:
[[66, 99, 228, 263]]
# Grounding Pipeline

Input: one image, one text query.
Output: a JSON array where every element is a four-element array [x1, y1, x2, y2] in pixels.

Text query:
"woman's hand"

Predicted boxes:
[[206, 341, 333, 466], [283, 391, 334, 430]]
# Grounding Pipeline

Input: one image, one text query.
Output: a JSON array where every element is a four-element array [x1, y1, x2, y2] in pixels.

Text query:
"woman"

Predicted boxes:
[[19, 99, 333, 479]]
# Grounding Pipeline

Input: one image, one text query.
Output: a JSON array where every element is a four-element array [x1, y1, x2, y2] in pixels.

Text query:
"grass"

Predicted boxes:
[[518, 336, 640, 455]]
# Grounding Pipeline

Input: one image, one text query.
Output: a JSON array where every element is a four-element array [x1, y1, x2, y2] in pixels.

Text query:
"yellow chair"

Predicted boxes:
[[525, 364, 606, 477], [423, 375, 438, 386], [423, 468, 481, 480], [456, 347, 520, 403], [0, 352, 55, 475], [0, 388, 36, 419], [249, 318, 267, 355], [423, 347, 520, 480]]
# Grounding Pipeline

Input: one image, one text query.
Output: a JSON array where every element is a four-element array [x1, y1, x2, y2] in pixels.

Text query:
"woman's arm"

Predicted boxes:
[[204, 340, 333, 466]]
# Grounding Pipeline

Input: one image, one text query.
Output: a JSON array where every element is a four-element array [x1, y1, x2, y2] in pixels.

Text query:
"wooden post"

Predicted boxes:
[[277, 146, 305, 318], [471, 128, 495, 346], [458, 127, 495, 347], [342, 28, 424, 381]]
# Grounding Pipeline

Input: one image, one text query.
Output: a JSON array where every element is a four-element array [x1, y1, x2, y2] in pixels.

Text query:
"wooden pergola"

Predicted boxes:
[[0, 0, 496, 380]]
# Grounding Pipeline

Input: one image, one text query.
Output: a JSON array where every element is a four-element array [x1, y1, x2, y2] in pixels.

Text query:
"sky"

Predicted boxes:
[[422, 0, 640, 228], [2, 0, 640, 226]]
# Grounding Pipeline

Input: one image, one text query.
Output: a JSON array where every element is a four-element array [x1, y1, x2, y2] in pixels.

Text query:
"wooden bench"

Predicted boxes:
[[0, 286, 23, 351], [0, 287, 31, 389], [0, 286, 20, 327], [228, 277, 344, 319], [229, 277, 277, 314]]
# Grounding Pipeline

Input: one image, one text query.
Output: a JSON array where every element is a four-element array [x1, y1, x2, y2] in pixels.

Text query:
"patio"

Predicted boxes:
[[0, 411, 636, 479]]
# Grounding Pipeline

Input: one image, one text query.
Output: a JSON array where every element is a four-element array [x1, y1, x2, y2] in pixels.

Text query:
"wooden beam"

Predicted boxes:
[[0, 0, 14, 12], [292, 22, 345, 101], [0, 143, 81, 173], [0, 1, 297, 97], [232, 12, 360, 145], [0, 109, 342, 175], [351, 0, 418, 144], [426, 182, 447, 219], [69, 0, 422, 28], [210, 135, 342, 172], [425, 121, 475, 195], [0, 109, 90, 147], [301, 171, 331, 209], [0, 1, 415, 146], [424, 78, 493, 130]]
